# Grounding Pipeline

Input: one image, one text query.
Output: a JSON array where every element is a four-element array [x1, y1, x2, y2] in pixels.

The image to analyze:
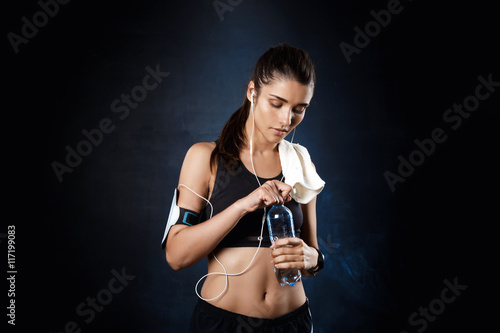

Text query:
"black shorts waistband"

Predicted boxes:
[[194, 298, 310, 327]]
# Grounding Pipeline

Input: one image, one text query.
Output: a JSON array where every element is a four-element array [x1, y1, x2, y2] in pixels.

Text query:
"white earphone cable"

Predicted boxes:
[[184, 91, 293, 301]]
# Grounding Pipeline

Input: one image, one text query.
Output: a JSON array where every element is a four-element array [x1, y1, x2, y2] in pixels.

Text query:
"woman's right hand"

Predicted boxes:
[[239, 180, 293, 213]]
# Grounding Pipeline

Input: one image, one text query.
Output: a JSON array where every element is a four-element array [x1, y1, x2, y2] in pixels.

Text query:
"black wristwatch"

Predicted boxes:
[[307, 247, 324, 276]]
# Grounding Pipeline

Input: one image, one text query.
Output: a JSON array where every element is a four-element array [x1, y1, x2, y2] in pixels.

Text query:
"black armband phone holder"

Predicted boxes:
[[161, 188, 201, 249]]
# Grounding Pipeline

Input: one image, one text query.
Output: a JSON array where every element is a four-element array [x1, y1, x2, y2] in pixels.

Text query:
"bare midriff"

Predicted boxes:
[[200, 246, 307, 318]]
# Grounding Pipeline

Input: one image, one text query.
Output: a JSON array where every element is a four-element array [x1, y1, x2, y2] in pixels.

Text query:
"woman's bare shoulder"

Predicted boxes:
[[180, 142, 216, 178], [182, 142, 216, 167], [187, 142, 216, 155]]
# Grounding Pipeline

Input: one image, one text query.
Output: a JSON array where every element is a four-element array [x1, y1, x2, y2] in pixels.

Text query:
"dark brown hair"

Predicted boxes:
[[210, 43, 316, 169]]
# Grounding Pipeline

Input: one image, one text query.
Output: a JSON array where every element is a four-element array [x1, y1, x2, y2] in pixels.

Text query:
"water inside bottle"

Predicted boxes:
[[267, 205, 302, 286], [275, 267, 301, 286]]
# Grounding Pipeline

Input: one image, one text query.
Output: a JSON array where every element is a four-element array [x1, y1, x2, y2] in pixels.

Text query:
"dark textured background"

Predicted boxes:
[[5, 0, 498, 332]]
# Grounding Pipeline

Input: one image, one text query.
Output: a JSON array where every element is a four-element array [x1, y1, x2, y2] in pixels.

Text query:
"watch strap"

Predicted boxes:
[[307, 247, 324, 275]]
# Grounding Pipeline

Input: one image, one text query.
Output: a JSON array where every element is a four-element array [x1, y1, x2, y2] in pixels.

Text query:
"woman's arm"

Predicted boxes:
[[165, 142, 293, 271], [298, 196, 320, 277], [165, 142, 242, 270]]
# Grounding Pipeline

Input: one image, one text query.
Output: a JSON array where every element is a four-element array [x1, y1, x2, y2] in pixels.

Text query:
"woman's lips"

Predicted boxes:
[[272, 128, 288, 136]]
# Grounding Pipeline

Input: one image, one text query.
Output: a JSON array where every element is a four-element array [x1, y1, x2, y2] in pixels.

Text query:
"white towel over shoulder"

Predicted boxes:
[[278, 140, 325, 204]]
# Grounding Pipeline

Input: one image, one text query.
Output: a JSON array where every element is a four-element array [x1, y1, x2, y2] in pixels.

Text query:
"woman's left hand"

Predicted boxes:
[[269, 238, 318, 272]]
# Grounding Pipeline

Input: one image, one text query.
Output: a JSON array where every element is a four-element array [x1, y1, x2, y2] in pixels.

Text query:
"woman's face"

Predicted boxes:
[[248, 79, 314, 145]]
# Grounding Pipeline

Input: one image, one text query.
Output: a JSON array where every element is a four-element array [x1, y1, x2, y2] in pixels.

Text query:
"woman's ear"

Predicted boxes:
[[247, 81, 256, 103]]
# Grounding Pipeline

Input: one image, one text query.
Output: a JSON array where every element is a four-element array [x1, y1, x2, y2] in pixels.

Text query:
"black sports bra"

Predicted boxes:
[[200, 157, 303, 248]]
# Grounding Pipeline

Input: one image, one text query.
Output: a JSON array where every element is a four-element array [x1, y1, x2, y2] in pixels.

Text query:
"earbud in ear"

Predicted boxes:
[[251, 91, 255, 100]]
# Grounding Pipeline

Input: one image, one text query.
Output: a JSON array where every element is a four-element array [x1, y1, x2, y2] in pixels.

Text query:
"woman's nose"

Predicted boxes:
[[279, 108, 292, 126]]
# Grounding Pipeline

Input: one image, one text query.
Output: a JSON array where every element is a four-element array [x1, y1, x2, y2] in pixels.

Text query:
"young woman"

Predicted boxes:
[[162, 44, 325, 332]]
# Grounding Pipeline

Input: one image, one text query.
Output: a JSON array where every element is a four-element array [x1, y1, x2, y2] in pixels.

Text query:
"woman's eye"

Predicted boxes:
[[270, 101, 306, 114]]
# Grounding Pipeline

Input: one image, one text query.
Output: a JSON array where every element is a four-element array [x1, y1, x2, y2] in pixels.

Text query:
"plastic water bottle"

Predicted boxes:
[[266, 205, 302, 286]]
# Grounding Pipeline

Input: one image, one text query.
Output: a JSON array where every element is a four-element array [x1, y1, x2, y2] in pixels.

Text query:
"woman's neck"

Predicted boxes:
[[241, 117, 282, 178], [243, 117, 279, 154]]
